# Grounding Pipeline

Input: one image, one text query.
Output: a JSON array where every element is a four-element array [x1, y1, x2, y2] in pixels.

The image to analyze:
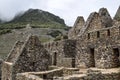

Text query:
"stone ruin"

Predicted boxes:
[[114, 6, 120, 21], [68, 16, 85, 39], [2, 35, 51, 80], [1, 6, 120, 80]]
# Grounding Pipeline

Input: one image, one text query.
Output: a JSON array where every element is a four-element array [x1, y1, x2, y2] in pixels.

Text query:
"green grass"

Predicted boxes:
[[0, 29, 12, 35]]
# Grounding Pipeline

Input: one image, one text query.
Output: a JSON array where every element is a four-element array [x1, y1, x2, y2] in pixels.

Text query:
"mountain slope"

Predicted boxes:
[[6, 9, 66, 29], [0, 19, 1, 23], [0, 28, 68, 58]]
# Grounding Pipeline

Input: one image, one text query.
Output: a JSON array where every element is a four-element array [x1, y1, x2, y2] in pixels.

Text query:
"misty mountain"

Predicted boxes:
[[0, 8, 67, 29], [8, 9, 66, 28]]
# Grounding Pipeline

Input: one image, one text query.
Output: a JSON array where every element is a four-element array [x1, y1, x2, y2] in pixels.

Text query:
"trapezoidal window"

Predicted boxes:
[[88, 33, 90, 39], [113, 48, 119, 66], [97, 31, 100, 38], [90, 48, 95, 67], [119, 26, 120, 34], [107, 29, 110, 36], [43, 74, 47, 79], [113, 48, 119, 58], [53, 52, 57, 66], [72, 58, 75, 68]]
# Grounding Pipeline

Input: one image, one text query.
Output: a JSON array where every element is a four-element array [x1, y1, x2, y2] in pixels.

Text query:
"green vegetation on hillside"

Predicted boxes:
[[47, 30, 62, 38], [0, 8, 69, 36], [0, 29, 12, 35], [0, 8, 67, 30]]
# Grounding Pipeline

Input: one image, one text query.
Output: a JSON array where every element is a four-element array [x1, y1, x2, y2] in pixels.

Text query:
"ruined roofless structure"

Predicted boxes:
[[2, 35, 51, 80], [1, 6, 120, 80]]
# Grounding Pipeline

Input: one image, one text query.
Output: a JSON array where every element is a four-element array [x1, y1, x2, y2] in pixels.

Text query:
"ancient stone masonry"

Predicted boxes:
[[43, 39, 76, 68], [76, 26, 120, 68], [114, 6, 120, 21], [72, 7, 120, 69], [73, 12, 102, 38], [2, 35, 51, 80], [99, 8, 113, 27], [1, 6, 120, 80], [68, 16, 85, 39]]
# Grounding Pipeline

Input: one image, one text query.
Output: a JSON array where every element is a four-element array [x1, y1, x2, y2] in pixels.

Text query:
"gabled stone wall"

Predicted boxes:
[[68, 16, 85, 39], [43, 39, 76, 68], [99, 8, 113, 27], [114, 6, 120, 21], [76, 26, 120, 68], [2, 35, 51, 80]]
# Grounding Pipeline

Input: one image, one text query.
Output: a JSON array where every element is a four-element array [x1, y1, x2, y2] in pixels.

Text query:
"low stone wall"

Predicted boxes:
[[16, 73, 43, 80], [63, 68, 79, 76], [2, 62, 13, 80], [44, 40, 76, 68], [65, 69, 120, 80], [16, 67, 63, 80]]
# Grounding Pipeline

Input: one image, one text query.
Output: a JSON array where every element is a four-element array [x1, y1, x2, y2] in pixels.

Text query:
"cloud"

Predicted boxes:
[[0, 0, 32, 20], [0, 0, 119, 26]]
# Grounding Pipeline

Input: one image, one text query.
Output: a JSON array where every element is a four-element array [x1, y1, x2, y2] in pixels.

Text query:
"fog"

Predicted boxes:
[[0, 0, 119, 26]]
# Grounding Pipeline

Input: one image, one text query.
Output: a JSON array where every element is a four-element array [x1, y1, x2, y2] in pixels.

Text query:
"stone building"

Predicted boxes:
[[44, 7, 120, 69], [2, 35, 51, 80], [68, 16, 85, 39], [44, 39, 76, 68], [114, 6, 120, 21], [1, 6, 120, 80]]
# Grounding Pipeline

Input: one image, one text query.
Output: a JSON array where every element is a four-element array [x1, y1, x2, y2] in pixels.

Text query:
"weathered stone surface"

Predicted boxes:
[[2, 62, 13, 80], [2, 35, 51, 80], [77, 12, 102, 37], [2, 6, 120, 80], [85, 12, 102, 32], [44, 39, 76, 68], [16, 73, 43, 80], [16, 67, 63, 80], [68, 16, 85, 39], [76, 26, 120, 68], [0, 59, 3, 80], [114, 6, 120, 21], [99, 8, 113, 27], [64, 69, 120, 80]]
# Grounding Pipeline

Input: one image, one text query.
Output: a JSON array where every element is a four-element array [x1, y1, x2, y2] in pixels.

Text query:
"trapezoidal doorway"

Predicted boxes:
[[89, 48, 95, 67], [113, 48, 120, 67], [72, 58, 75, 68], [53, 52, 57, 66]]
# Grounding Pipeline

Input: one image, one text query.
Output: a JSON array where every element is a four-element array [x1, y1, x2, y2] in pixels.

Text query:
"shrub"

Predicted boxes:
[[0, 29, 12, 35], [47, 30, 62, 38]]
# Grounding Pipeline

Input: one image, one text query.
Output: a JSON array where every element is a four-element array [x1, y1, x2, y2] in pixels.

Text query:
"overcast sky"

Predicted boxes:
[[0, 0, 120, 26]]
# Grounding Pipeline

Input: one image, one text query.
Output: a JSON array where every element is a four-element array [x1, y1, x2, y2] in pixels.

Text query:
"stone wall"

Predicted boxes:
[[43, 39, 76, 68], [6, 41, 24, 63], [65, 69, 120, 80], [68, 16, 85, 39], [85, 12, 103, 32], [16, 67, 63, 80], [99, 8, 113, 27], [44, 25, 120, 69], [2, 62, 13, 80], [2, 6, 120, 80], [2, 35, 51, 80], [76, 26, 120, 68], [16, 73, 43, 80], [114, 6, 120, 21]]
